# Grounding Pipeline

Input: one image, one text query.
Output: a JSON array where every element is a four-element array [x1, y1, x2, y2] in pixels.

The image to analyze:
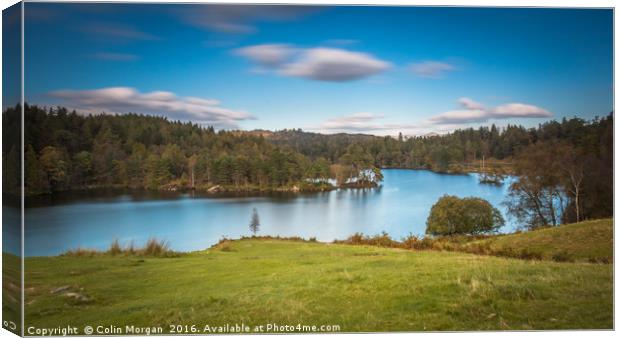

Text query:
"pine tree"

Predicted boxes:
[[249, 208, 260, 236]]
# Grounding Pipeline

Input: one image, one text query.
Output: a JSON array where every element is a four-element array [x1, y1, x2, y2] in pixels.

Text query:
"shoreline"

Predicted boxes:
[[19, 167, 510, 198]]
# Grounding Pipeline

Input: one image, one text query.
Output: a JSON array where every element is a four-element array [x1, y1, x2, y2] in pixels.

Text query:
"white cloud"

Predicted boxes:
[[492, 103, 552, 118], [429, 109, 489, 124], [308, 112, 434, 136], [49, 87, 252, 129], [409, 61, 456, 78], [317, 112, 386, 131], [236, 44, 391, 82], [429, 98, 552, 125], [235, 44, 296, 67], [308, 98, 553, 136], [281, 48, 391, 82]]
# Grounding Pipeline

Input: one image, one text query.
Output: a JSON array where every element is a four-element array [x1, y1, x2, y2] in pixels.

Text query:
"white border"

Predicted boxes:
[[0, 1, 616, 338]]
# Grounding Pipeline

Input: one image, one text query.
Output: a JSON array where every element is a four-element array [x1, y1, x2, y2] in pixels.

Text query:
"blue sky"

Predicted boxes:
[[20, 3, 613, 135]]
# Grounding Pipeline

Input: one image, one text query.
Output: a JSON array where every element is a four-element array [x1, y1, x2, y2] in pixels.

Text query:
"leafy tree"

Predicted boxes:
[[39, 146, 69, 190], [505, 141, 568, 228], [426, 195, 504, 236]]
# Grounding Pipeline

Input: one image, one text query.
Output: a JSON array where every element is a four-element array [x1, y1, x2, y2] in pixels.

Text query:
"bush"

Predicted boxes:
[[426, 195, 505, 236], [218, 241, 233, 252], [551, 250, 574, 262], [518, 248, 543, 260]]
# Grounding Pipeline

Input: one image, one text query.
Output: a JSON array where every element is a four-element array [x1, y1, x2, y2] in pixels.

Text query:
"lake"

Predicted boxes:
[[15, 169, 516, 256]]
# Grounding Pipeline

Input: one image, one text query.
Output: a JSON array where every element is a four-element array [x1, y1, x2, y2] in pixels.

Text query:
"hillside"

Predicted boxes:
[[460, 219, 613, 263], [22, 236, 612, 331]]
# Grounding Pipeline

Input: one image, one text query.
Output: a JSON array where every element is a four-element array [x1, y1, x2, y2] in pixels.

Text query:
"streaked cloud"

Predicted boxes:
[[236, 44, 391, 82], [81, 22, 160, 41], [235, 44, 296, 67], [492, 103, 553, 118], [428, 109, 490, 124], [429, 97, 552, 124], [308, 112, 433, 136], [323, 39, 360, 47], [179, 5, 317, 34], [317, 112, 386, 131], [48, 87, 252, 129], [281, 48, 391, 82], [311, 97, 553, 136], [457, 97, 485, 110], [91, 52, 140, 62], [409, 61, 456, 79]]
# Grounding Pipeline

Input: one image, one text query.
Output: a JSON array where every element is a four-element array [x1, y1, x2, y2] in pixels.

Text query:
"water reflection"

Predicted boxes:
[[22, 169, 515, 256]]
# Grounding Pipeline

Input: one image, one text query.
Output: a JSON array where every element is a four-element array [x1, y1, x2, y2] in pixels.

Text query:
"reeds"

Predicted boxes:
[[62, 238, 177, 258]]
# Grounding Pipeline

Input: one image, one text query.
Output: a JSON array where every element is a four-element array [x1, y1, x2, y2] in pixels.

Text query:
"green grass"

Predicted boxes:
[[23, 237, 612, 332], [3, 253, 21, 335], [462, 219, 613, 263]]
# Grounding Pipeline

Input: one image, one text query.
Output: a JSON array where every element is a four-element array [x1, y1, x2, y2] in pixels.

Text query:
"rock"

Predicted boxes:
[[207, 185, 224, 193], [50, 285, 71, 294], [291, 185, 300, 192], [64, 292, 90, 302]]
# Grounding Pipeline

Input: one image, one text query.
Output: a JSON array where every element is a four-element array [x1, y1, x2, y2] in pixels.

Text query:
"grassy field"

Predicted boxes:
[[21, 221, 613, 332]]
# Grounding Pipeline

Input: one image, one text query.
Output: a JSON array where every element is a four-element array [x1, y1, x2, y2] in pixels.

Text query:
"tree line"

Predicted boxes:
[[2, 104, 383, 195], [2, 104, 612, 228]]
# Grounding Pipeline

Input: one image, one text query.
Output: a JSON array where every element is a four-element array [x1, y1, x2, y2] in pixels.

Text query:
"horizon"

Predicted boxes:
[[5, 4, 613, 136], [8, 101, 613, 138]]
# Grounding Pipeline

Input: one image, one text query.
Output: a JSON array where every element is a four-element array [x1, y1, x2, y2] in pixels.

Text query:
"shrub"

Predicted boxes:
[[218, 241, 233, 252], [551, 250, 574, 262], [518, 248, 543, 260]]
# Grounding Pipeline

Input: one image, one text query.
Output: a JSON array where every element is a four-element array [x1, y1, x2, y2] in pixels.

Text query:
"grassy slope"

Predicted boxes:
[[24, 239, 612, 331], [465, 219, 613, 262]]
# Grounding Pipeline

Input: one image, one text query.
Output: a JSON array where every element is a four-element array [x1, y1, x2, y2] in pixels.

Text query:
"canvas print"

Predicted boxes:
[[2, 2, 614, 335]]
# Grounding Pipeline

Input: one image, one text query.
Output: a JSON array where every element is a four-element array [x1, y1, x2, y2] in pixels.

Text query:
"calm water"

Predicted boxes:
[[17, 169, 515, 256]]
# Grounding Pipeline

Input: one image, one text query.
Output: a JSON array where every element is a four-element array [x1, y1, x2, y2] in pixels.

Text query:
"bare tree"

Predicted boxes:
[[554, 143, 586, 222]]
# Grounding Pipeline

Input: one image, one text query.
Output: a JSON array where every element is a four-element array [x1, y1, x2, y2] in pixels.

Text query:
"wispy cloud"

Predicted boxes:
[[429, 97, 552, 124], [48, 87, 252, 129], [236, 44, 391, 82], [409, 61, 456, 79], [457, 97, 485, 110], [317, 112, 387, 131], [91, 52, 140, 62], [235, 44, 296, 67], [323, 39, 360, 47], [308, 112, 432, 136], [309, 96, 553, 136], [81, 22, 160, 41], [179, 5, 317, 34]]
